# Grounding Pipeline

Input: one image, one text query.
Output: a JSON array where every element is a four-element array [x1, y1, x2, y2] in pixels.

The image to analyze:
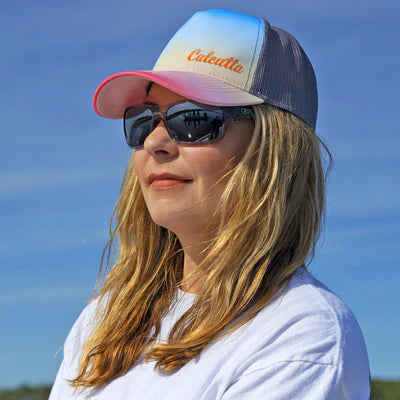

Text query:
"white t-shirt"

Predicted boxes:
[[49, 268, 370, 399]]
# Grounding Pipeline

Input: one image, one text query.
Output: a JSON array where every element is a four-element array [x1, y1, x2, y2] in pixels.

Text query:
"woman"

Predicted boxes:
[[50, 9, 370, 399]]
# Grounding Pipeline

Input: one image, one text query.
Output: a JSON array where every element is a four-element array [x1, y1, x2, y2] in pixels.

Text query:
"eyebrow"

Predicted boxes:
[[145, 81, 154, 97], [142, 82, 157, 106]]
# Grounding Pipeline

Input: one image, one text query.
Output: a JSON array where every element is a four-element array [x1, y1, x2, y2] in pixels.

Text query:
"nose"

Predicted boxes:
[[143, 119, 179, 157]]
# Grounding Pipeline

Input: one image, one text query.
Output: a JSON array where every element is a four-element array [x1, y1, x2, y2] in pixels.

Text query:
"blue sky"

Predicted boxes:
[[1, 0, 399, 389]]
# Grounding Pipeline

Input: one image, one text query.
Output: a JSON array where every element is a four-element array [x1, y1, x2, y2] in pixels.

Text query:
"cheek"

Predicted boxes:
[[199, 132, 252, 174], [186, 149, 236, 197], [132, 150, 146, 176], [196, 127, 253, 195], [224, 120, 254, 161], [132, 151, 149, 192], [132, 151, 139, 172]]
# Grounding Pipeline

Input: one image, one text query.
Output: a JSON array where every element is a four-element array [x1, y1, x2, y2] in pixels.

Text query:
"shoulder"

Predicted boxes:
[[232, 268, 370, 396], [283, 268, 369, 368], [250, 268, 368, 364], [290, 269, 371, 397], [63, 295, 107, 360]]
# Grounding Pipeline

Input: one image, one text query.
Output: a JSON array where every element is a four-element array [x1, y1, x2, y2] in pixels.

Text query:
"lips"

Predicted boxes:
[[147, 173, 192, 191], [148, 173, 192, 183]]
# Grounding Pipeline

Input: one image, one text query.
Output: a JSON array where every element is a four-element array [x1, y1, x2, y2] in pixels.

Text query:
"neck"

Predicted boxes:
[[176, 233, 210, 294]]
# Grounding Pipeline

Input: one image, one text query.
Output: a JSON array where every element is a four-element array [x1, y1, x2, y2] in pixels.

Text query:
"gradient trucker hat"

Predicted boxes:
[[93, 9, 318, 130]]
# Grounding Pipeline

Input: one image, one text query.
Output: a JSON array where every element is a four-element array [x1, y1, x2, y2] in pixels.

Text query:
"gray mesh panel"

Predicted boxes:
[[250, 19, 318, 129]]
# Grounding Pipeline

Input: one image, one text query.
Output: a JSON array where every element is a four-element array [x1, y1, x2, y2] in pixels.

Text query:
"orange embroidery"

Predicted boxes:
[[187, 49, 244, 73]]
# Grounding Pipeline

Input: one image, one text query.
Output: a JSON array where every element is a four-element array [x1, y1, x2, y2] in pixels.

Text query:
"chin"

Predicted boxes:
[[149, 211, 201, 233], [149, 210, 184, 229]]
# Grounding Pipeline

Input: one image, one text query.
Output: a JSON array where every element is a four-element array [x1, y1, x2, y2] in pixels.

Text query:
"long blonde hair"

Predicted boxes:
[[69, 103, 332, 388]]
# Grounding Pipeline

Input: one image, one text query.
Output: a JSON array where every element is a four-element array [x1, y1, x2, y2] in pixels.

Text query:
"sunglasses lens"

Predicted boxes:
[[124, 106, 154, 148], [167, 102, 224, 143], [123, 102, 250, 149]]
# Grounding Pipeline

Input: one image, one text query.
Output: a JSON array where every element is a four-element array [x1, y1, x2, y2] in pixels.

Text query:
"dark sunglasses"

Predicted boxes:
[[123, 100, 254, 149]]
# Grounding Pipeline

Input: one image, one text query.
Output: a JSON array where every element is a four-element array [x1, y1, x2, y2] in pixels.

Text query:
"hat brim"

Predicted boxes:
[[93, 70, 264, 119]]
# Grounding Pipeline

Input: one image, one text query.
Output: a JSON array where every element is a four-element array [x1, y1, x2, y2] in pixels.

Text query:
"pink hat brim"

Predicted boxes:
[[93, 70, 263, 119]]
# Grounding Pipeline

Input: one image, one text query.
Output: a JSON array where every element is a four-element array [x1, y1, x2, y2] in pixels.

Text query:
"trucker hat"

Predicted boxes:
[[93, 9, 318, 129]]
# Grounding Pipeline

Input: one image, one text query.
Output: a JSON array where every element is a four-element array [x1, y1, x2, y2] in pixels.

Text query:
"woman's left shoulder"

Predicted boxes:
[[255, 268, 369, 363], [236, 267, 370, 397], [284, 267, 368, 356]]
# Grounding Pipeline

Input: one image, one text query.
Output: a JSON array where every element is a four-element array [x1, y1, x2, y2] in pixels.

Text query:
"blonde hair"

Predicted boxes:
[[69, 103, 332, 389]]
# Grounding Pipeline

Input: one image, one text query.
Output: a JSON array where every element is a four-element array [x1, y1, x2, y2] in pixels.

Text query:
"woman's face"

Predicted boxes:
[[132, 83, 253, 236]]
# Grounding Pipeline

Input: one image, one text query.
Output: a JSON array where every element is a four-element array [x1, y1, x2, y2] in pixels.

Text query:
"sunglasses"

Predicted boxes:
[[123, 100, 254, 149]]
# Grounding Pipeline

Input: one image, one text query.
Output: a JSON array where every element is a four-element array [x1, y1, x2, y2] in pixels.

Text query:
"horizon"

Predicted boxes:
[[1, 0, 399, 389]]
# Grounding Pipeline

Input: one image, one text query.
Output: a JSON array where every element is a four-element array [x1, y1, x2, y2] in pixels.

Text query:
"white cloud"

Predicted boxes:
[[318, 217, 400, 261], [0, 166, 124, 196], [330, 135, 400, 162], [0, 284, 92, 303], [0, 227, 113, 257]]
